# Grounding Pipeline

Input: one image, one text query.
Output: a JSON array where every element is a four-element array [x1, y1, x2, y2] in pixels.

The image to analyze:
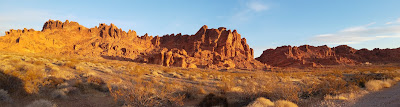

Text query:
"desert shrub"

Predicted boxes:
[[189, 75, 197, 81], [75, 65, 85, 72], [21, 66, 46, 94], [50, 89, 67, 99], [0, 72, 25, 94], [347, 72, 396, 88], [63, 60, 80, 69], [32, 60, 46, 65], [110, 81, 184, 107], [72, 80, 90, 93], [365, 79, 394, 91], [0, 89, 13, 103], [274, 100, 298, 107], [45, 63, 60, 72], [163, 67, 174, 73], [102, 68, 113, 73], [8, 56, 22, 64], [26, 99, 57, 107], [178, 85, 206, 100], [269, 83, 301, 103], [324, 92, 355, 100], [314, 77, 351, 96], [246, 97, 274, 107], [128, 65, 149, 76], [198, 93, 228, 107], [43, 77, 65, 88], [87, 76, 108, 92]]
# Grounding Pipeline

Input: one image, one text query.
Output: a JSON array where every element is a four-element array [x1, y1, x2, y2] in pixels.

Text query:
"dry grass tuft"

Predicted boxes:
[[0, 89, 13, 103], [198, 93, 228, 107], [246, 97, 275, 107], [365, 79, 394, 91], [274, 100, 298, 107], [109, 81, 184, 107], [87, 76, 108, 92], [50, 89, 68, 99], [26, 99, 58, 107]]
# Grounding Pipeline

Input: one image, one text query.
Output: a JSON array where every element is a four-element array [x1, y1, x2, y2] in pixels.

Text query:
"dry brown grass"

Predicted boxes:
[[365, 79, 395, 91], [1, 52, 400, 106], [109, 79, 185, 107], [274, 100, 298, 107], [26, 99, 57, 107]]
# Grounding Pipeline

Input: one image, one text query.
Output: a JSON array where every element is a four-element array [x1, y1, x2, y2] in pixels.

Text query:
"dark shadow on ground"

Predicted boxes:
[[100, 55, 135, 62], [0, 71, 27, 95]]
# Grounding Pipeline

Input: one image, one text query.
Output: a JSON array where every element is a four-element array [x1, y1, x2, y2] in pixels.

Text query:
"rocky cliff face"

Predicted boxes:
[[0, 20, 268, 70], [256, 45, 400, 68]]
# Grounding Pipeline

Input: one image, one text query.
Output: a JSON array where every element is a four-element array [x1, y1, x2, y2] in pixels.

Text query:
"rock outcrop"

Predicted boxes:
[[0, 20, 268, 70], [256, 45, 400, 68]]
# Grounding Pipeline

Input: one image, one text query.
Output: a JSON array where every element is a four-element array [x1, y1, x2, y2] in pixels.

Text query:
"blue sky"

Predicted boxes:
[[1, 0, 400, 57]]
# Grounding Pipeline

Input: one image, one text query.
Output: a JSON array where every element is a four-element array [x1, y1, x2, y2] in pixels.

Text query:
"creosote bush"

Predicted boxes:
[[0, 89, 13, 103], [26, 99, 58, 107], [109, 80, 184, 107]]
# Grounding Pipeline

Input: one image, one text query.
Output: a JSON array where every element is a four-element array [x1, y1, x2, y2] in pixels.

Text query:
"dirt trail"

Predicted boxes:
[[352, 83, 400, 107]]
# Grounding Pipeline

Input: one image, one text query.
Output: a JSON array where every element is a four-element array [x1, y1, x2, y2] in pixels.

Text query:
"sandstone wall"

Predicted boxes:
[[0, 20, 268, 70]]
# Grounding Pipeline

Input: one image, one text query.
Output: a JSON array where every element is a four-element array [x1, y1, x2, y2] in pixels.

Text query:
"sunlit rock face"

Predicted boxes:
[[0, 20, 268, 70], [256, 45, 400, 68]]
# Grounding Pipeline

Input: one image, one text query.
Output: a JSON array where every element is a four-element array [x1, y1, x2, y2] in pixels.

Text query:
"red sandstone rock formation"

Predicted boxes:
[[256, 45, 400, 68], [0, 20, 268, 70]]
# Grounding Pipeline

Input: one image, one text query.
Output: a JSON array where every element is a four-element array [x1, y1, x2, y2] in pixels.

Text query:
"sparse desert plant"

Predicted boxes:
[[128, 65, 149, 76], [32, 60, 46, 65], [26, 99, 57, 107], [314, 76, 351, 96], [394, 77, 400, 81], [246, 97, 275, 107], [50, 89, 68, 99], [43, 77, 65, 88], [189, 75, 197, 81], [365, 79, 394, 91], [163, 67, 174, 73], [198, 93, 228, 107], [270, 83, 301, 103], [0, 72, 25, 94], [110, 81, 184, 107], [274, 100, 298, 107], [87, 76, 108, 92], [0, 89, 13, 103], [63, 60, 80, 69], [102, 68, 113, 73], [45, 63, 60, 72], [75, 65, 85, 72], [178, 85, 206, 100]]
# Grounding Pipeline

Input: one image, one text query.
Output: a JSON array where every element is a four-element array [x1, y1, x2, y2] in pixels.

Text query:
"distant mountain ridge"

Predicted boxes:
[[0, 20, 268, 70], [256, 45, 400, 68]]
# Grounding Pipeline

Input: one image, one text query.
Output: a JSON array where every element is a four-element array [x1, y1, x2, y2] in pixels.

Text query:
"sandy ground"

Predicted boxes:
[[352, 83, 400, 107]]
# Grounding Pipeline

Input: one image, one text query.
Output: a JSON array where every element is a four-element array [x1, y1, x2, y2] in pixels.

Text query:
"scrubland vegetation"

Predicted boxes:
[[1, 52, 400, 107]]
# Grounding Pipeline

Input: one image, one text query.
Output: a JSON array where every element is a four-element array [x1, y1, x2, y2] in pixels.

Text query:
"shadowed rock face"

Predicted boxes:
[[256, 45, 400, 68], [0, 20, 268, 70]]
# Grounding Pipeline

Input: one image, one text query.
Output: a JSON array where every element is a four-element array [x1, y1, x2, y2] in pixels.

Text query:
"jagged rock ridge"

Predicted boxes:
[[0, 20, 268, 70], [256, 45, 400, 68]]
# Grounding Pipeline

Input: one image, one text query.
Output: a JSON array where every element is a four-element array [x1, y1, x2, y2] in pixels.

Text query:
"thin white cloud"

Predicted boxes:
[[247, 0, 268, 12], [340, 22, 375, 32], [385, 18, 400, 25], [311, 22, 400, 45], [230, 0, 269, 24]]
